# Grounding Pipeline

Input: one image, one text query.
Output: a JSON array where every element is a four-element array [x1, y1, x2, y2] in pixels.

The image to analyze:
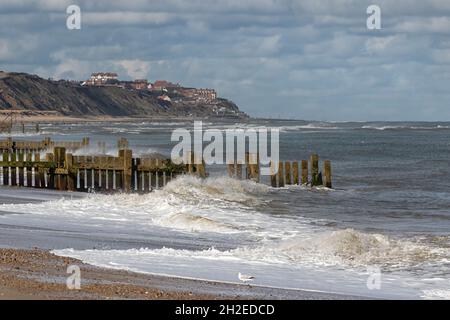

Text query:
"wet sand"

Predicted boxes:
[[0, 248, 364, 300]]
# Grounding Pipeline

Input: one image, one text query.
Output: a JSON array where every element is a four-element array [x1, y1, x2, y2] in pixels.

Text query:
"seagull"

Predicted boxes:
[[238, 272, 254, 284]]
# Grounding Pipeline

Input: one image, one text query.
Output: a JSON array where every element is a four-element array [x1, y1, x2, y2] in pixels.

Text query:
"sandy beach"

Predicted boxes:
[[0, 248, 363, 300], [0, 248, 224, 300]]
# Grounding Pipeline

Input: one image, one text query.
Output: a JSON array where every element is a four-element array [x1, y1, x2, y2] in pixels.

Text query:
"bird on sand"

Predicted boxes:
[[238, 272, 255, 284]]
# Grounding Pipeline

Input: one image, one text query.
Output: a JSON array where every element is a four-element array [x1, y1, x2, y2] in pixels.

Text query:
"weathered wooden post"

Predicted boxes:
[[82, 137, 90, 147], [65, 153, 75, 191], [187, 151, 194, 174], [54, 147, 66, 191], [292, 161, 299, 185], [54, 147, 66, 167], [310, 154, 320, 186], [35, 123, 40, 133], [43, 137, 51, 148], [45, 152, 54, 188], [34, 153, 43, 188], [270, 161, 277, 187], [119, 149, 133, 192], [301, 160, 308, 185], [10, 152, 17, 186], [284, 161, 292, 185], [278, 161, 285, 187], [26, 153, 32, 187], [195, 154, 206, 178], [1, 152, 7, 186], [18, 152, 24, 186], [245, 152, 250, 180], [323, 160, 332, 188], [236, 163, 243, 180], [249, 153, 259, 182], [6, 137, 12, 150], [227, 162, 236, 178]]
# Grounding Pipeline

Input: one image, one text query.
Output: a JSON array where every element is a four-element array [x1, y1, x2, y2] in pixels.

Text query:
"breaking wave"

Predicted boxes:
[[0, 176, 271, 234], [54, 228, 450, 273], [361, 125, 450, 131]]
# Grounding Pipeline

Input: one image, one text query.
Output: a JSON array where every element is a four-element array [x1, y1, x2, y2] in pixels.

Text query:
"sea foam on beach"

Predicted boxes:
[[1, 174, 449, 299]]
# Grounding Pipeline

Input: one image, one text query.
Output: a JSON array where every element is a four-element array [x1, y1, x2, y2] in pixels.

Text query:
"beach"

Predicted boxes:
[[0, 247, 229, 300], [0, 247, 363, 300], [0, 185, 362, 300], [0, 120, 449, 300]]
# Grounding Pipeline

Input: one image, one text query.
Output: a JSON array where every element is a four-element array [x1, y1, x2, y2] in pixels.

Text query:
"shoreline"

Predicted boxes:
[[0, 248, 364, 300], [0, 248, 232, 300], [7, 115, 251, 125]]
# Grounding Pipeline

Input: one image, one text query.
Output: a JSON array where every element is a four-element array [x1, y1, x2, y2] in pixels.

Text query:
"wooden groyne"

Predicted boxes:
[[227, 153, 332, 188], [0, 139, 332, 192], [0, 137, 90, 153], [0, 146, 186, 192]]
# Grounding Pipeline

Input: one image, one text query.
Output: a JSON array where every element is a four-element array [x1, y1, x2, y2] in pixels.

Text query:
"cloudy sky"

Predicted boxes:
[[1, 0, 450, 120]]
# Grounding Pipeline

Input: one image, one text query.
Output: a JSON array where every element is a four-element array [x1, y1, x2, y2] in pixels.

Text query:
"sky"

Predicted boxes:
[[1, 0, 450, 121]]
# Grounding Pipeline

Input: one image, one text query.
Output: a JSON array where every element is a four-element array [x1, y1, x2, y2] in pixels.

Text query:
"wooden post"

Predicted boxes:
[[270, 161, 277, 187], [35, 123, 40, 133], [6, 137, 13, 150], [82, 137, 90, 147], [236, 163, 242, 180], [292, 161, 299, 185], [46, 153, 54, 188], [245, 152, 250, 180], [11, 152, 16, 186], [323, 160, 332, 188], [301, 160, 308, 185], [54, 147, 66, 190], [120, 149, 133, 192], [284, 161, 291, 185], [43, 137, 51, 148], [54, 147, 66, 167], [18, 152, 24, 186], [2, 152, 7, 186], [249, 153, 259, 182], [187, 151, 194, 174], [35, 153, 43, 188], [278, 161, 284, 187], [310, 154, 320, 186], [66, 153, 75, 191], [227, 163, 236, 178], [26, 153, 32, 187], [195, 154, 206, 178]]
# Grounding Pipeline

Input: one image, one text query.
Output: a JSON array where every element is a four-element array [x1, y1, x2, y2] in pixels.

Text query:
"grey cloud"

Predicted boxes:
[[0, 0, 449, 120]]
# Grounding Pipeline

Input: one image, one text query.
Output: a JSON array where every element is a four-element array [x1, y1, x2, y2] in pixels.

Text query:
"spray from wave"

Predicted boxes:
[[0, 176, 270, 234]]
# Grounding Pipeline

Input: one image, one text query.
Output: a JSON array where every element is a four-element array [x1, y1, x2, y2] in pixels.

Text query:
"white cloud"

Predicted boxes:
[[395, 17, 450, 33], [83, 12, 172, 26], [114, 59, 151, 79], [0, 39, 11, 59]]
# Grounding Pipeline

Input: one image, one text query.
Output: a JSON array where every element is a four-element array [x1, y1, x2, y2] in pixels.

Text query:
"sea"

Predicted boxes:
[[0, 119, 449, 299]]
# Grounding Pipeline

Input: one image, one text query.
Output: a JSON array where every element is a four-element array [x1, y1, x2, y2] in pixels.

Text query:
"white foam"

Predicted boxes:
[[421, 289, 450, 300], [0, 176, 280, 235]]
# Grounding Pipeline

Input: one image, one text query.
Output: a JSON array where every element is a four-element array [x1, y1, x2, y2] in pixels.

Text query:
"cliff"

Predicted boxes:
[[0, 71, 248, 119]]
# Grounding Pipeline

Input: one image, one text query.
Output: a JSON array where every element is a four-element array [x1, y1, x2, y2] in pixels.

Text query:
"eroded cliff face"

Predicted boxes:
[[0, 72, 248, 119]]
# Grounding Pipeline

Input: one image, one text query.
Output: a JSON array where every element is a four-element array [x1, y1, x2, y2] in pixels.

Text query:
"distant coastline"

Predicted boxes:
[[0, 71, 248, 121]]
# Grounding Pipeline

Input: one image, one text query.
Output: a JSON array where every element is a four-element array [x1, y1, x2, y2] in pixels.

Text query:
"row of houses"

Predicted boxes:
[[81, 73, 217, 101]]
